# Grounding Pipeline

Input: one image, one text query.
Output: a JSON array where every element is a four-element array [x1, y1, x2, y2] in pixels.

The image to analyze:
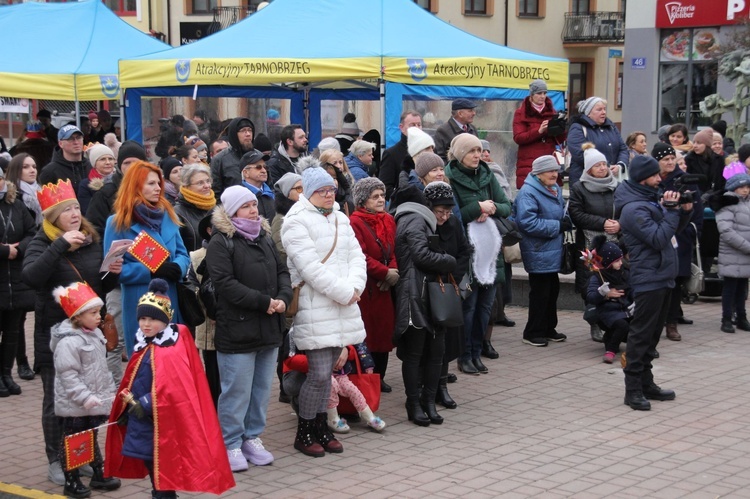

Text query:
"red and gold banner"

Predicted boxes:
[[128, 231, 169, 273], [64, 430, 95, 471]]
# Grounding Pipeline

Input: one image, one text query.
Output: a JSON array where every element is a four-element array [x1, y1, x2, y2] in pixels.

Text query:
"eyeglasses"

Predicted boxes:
[[433, 209, 452, 218], [314, 187, 338, 197], [291, 186, 304, 193], [191, 179, 212, 187], [244, 164, 266, 171], [63, 135, 84, 142]]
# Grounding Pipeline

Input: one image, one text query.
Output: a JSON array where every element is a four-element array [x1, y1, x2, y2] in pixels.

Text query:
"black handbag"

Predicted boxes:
[[177, 278, 206, 328], [493, 217, 523, 247], [427, 274, 464, 328], [458, 273, 473, 300], [560, 230, 577, 275]]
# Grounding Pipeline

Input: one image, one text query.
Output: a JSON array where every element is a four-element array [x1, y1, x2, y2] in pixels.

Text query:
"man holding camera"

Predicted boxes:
[[614, 155, 693, 411]]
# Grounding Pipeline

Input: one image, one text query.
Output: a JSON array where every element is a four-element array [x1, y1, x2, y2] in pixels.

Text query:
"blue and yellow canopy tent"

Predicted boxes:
[[0, 0, 168, 120], [119, 0, 568, 145]]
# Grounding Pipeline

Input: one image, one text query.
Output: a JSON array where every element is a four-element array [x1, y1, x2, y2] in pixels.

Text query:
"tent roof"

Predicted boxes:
[[120, 0, 568, 90], [0, 0, 168, 100]]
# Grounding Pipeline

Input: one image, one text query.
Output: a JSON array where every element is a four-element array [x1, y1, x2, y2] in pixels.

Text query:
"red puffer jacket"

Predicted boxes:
[[512, 96, 562, 189]]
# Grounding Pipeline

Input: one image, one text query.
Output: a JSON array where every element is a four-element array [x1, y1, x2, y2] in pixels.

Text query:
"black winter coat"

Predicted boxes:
[[86, 172, 122, 238], [393, 203, 457, 342], [660, 168, 703, 277], [174, 195, 212, 253], [205, 207, 292, 354], [39, 148, 92, 194], [379, 135, 411, 200], [685, 150, 725, 194], [22, 231, 117, 370], [0, 187, 37, 311]]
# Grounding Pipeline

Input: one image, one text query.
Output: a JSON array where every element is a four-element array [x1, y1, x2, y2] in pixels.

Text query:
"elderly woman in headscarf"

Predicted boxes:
[[567, 97, 629, 185]]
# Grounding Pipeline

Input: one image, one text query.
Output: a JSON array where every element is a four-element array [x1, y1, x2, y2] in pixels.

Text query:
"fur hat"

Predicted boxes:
[[87, 144, 115, 168], [423, 181, 455, 207], [531, 155, 560, 175], [137, 278, 173, 324], [317, 137, 341, 154], [591, 235, 623, 268], [693, 128, 714, 148], [221, 185, 257, 217], [414, 152, 445, 179], [726, 173, 750, 192], [352, 177, 385, 207], [629, 155, 661, 183], [651, 142, 676, 161], [117, 140, 147, 168], [582, 143, 607, 173], [407, 127, 435, 158], [448, 133, 482, 164], [302, 166, 335, 197], [159, 157, 182, 181], [529, 79, 548, 95], [274, 172, 303, 197], [578, 96, 605, 117]]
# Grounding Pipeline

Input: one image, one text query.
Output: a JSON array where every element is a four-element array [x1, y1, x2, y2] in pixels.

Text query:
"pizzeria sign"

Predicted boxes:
[[656, 0, 750, 28]]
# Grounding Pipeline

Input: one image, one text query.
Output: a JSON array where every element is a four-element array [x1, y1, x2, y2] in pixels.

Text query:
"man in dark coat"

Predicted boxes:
[[267, 124, 309, 186], [210, 117, 256, 199], [379, 110, 421, 201], [614, 155, 693, 411], [36, 109, 58, 143], [433, 98, 478, 161], [39, 125, 91, 193], [239, 150, 275, 220]]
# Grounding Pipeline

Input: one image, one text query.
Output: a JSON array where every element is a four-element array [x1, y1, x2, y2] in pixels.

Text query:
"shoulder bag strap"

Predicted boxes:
[[64, 257, 85, 282], [321, 216, 339, 264]]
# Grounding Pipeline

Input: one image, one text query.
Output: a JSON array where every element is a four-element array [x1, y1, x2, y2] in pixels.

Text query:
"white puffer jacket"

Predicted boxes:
[[281, 195, 367, 350]]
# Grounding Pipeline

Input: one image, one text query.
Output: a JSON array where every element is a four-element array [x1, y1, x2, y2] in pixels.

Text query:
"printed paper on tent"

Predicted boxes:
[[128, 231, 169, 273]]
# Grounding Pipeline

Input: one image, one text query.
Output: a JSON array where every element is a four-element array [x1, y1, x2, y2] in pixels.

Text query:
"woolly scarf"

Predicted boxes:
[[42, 219, 93, 250], [531, 101, 545, 114], [354, 208, 390, 254], [19, 181, 42, 225], [467, 219, 502, 286], [164, 181, 179, 203], [231, 217, 262, 241], [89, 168, 104, 181], [134, 203, 164, 232], [580, 171, 618, 193], [316, 206, 333, 216], [180, 186, 217, 211]]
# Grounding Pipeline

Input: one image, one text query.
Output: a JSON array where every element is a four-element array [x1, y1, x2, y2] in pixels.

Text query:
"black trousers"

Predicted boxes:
[[59, 415, 106, 473], [371, 352, 389, 380], [522, 273, 560, 340], [400, 327, 444, 400], [202, 349, 220, 409], [603, 318, 629, 354], [666, 276, 687, 323], [624, 288, 670, 391], [0, 309, 23, 374]]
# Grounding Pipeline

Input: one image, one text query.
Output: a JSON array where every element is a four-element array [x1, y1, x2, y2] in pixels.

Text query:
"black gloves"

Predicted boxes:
[[153, 262, 183, 282], [128, 400, 147, 420], [559, 218, 573, 233]]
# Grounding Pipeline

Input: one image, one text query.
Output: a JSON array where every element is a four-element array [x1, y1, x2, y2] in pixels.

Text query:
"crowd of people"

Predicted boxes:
[[0, 90, 747, 497]]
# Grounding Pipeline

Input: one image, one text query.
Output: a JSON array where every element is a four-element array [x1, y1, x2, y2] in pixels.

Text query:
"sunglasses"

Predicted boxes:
[[244, 164, 266, 171]]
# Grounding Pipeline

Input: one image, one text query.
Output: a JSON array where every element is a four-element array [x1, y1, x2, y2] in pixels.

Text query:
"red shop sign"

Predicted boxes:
[[656, 0, 750, 28]]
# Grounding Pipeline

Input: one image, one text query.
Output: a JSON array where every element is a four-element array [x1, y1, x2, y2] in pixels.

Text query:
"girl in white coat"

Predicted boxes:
[[281, 163, 367, 458]]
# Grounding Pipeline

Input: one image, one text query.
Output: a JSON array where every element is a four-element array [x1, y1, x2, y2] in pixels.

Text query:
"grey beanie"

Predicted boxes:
[[274, 172, 303, 197], [628, 155, 661, 183], [221, 185, 257, 217], [352, 177, 385, 207], [531, 155, 560, 175], [480, 139, 491, 152], [583, 146, 608, 173], [529, 79, 548, 95], [302, 166, 335, 196], [423, 181, 455, 207], [414, 152, 445, 179], [726, 173, 750, 192], [578, 96, 605, 117]]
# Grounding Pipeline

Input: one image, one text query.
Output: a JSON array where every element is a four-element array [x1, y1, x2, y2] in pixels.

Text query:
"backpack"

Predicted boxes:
[[198, 235, 234, 320]]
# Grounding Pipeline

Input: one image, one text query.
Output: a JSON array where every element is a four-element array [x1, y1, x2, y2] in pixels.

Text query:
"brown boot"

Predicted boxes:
[[665, 323, 681, 341]]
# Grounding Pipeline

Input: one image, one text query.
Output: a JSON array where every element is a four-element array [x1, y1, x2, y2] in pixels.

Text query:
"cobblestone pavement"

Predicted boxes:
[[2, 295, 750, 498]]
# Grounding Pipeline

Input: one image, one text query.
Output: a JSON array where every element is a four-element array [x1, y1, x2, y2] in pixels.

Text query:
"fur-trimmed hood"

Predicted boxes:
[[211, 205, 271, 238], [1, 182, 17, 204]]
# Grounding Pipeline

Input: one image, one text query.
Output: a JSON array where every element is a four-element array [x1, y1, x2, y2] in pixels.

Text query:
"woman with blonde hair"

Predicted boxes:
[[104, 161, 190, 356], [319, 150, 355, 216]]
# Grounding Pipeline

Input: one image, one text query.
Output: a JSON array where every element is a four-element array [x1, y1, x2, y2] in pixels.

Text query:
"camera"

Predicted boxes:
[[546, 110, 568, 137], [663, 173, 706, 207]]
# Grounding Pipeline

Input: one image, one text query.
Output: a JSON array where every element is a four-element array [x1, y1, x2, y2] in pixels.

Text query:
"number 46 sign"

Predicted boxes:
[[631, 58, 647, 70]]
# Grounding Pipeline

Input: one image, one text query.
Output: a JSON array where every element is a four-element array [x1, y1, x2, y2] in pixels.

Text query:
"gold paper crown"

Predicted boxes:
[[137, 291, 173, 321], [53, 282, 103, 318], [37, 179, 77, 213]]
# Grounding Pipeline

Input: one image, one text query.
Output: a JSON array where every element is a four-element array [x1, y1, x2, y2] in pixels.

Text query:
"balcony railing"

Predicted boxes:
[[208, 6, 260, 35], [562, 11, 625, 44]]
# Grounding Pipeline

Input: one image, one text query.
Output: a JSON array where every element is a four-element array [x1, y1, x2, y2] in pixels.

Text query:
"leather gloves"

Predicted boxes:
[[153, 262, 183, 282]]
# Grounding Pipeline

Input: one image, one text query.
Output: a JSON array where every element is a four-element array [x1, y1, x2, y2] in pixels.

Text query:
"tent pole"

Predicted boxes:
[[120, 90, 126, 142], [379, 79, 385, 155], [304, 87, 310, 138]]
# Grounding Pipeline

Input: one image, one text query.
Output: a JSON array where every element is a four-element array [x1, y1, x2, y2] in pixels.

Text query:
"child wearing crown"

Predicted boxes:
[[105, 279, 234, 498], [51, 281, 121, 498]]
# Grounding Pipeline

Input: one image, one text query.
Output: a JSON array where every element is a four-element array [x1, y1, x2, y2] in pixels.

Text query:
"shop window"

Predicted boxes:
[[104, 0, 136, 15], [658, 27, 720, 130]]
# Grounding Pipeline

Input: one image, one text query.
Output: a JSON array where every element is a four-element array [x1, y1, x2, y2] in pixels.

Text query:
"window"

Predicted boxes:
[[104, 0, 136, 15], [615, 61, 623, 110], [569, 62, 589, 112], [189, 0, 218, 14], [464, 0, 486, 14], [519, 0, 538, 16], [414, 0, 431, 9], [570, 0, 590, 14], [658, 28, 720, 130]]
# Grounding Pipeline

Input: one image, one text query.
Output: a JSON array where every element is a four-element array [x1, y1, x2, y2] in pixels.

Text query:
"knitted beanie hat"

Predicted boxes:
[[531, 155, 560, 175], [302, 166, 335, 196], [414, 152, 445, 179], [274, 172, 303, 197], [448, 133, 482, 164], [583, 144, 607, 173], [726, 173, 750, 192], [629, 155, 661, 182], [693, 128, 714, 148], [117, 140, 147, 168], [529, 79, 548, 95], [136, 278, 173, 324], [651, 142, 676, 161], [578, 96, 605, 117], [407, 127, 435, 158], [352, 177, 385, 207], [87, 144, 115, 168], [423, 181, 455, 207], [317, 137, 341, 154], [221, 185, 257, 217], [159, 157, 182, 181]]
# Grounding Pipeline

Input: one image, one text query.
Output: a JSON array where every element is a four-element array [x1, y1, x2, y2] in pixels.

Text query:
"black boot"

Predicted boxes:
[[624, 390, 651, 411], [314, 413, 343, 453], [89, 465, 121, 491], [63, 471, 91, 499], [17, 363, 34, 381], [721, 318, 736, 333], [736, 314, 750, 331], [1, 373, 21, 395], [420, 393, 443, 424], [0, 377, 9, 398], [405, 397, 430, 426], [481, 340, 499, 359], [293, 416, 324, 457], [152, 491, 177, 498], [435, 377, 457, 409]]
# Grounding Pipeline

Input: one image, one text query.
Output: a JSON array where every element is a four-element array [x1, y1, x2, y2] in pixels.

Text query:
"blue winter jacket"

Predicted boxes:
[[513, 174, 566, 274], [345, 153, 370, 183], [613, 180, 691, 293], [567, 114, 629, 185]]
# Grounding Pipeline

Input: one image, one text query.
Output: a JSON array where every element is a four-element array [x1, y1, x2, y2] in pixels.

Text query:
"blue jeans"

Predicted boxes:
[[217, 348, 278, 450], [462, 283, 497, 361]]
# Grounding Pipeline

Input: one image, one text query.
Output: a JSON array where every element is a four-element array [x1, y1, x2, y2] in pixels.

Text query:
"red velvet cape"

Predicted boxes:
[[105, 324, 235, 495]]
